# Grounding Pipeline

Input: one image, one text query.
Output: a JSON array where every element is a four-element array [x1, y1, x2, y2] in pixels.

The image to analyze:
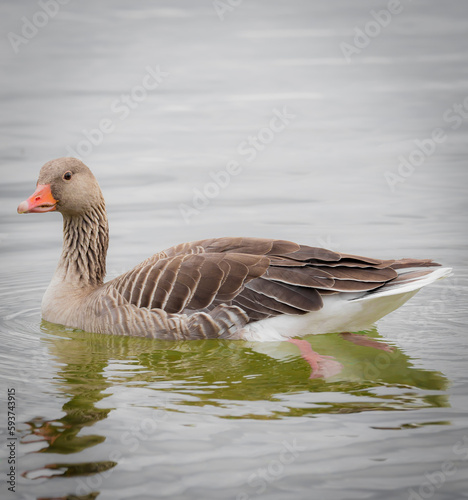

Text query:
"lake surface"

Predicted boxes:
[[1, 1, 468, 499]]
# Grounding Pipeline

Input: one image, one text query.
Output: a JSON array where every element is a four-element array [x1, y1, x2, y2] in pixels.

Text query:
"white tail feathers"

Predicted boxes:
[[352, 267, 453, 302]]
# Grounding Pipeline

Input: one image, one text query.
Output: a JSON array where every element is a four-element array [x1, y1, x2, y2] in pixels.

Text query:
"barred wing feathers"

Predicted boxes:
[[108, 238, 441, 327]]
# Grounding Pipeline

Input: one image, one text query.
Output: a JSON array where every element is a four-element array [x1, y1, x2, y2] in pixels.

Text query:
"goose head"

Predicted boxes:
[[17, 157, 104, 216]]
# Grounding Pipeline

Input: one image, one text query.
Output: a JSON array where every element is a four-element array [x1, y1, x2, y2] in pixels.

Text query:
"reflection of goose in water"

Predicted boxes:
[[20, 322, 449, 486], [42, 323, 448, 417], [17, 158, 451, 348], [21, 325, 115, 483]]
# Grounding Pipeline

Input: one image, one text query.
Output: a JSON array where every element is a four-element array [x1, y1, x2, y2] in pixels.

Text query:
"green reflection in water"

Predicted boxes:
[[40, 322, 448, 417], [24, 321, 448, 494], [23, 321, 450, 485], [25, 333, 111, 454]]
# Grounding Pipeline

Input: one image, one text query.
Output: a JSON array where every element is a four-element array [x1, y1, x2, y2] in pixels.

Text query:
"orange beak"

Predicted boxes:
[[17, 184, 58, 214]]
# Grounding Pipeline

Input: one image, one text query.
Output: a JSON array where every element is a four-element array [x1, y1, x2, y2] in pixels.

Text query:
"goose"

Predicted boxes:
[[17, 157, 451, 346]]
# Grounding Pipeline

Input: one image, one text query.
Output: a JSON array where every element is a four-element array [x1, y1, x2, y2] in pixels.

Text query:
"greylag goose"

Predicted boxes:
[[17, 158, 451, 342]]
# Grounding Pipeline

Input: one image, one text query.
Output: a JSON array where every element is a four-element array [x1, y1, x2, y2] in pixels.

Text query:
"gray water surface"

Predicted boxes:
[[1, 1, 468, 499]]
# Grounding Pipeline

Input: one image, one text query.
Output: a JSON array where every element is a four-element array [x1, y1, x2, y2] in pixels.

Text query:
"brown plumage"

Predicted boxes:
[[17, 158, 447, 341], [109, 237, 439, 326]]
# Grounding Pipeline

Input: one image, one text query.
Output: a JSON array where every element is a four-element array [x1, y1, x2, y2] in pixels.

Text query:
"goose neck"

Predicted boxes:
[[59, 202, 109, 286]]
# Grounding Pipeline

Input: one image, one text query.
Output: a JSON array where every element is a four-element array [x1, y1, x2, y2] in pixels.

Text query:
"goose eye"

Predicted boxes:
[[63, 171, 72, 181]]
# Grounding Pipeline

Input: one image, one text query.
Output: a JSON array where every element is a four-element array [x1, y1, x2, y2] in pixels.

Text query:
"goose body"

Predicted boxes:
[[18, 158, 451, 342]]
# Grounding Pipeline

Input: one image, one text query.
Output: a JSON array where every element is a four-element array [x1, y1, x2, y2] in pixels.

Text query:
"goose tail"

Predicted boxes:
[[352, 266, 453, 302]]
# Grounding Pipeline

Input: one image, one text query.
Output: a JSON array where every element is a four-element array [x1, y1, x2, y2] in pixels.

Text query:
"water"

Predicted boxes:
[[1, 1, 468, 499]]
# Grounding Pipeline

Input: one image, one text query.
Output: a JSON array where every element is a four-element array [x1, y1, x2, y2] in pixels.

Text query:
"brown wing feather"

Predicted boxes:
[[109, 237, 440, 325], [322, 266, 397, 282], [233, 289, 302, 317], [264, 266, 335, 287], [244, 279, 324, 312], [389, 258, 441, 269]]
